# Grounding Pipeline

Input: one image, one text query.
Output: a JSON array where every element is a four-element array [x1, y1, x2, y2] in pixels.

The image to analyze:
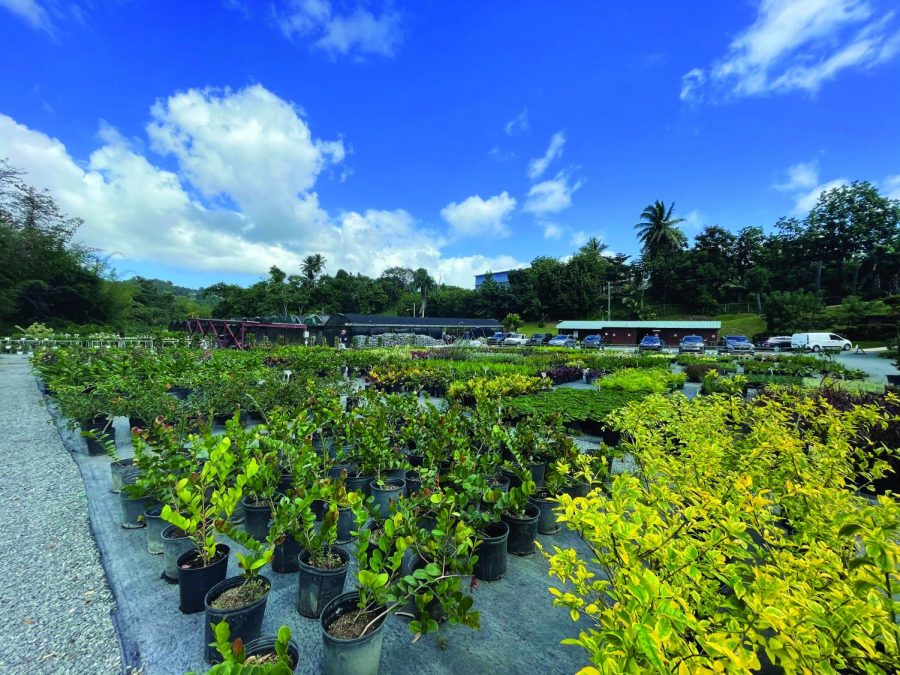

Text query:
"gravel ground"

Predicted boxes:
[[0, 355, 121, 674]]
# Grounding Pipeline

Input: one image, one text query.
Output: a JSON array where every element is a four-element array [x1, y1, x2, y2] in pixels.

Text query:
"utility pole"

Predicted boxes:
[[607, 281, 611, 321]]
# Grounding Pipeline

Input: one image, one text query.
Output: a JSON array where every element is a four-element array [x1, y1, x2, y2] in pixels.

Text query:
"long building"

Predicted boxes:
[[323, 313, 501, 342], [556, 320, 721, 346]]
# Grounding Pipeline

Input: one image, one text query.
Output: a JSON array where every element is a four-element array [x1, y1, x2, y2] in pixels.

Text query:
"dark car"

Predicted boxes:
[[581, 334, 603, 350], [486, 332, 509, 345], [639, 335, 663, 352], [757, 335, 792, 352], [678, 335, 705, 353], [720, 335, 754, 354], [527, 333, 552, 346]]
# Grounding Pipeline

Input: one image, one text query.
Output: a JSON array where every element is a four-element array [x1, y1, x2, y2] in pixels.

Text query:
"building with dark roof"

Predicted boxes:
[[323, 313, 501, 341]]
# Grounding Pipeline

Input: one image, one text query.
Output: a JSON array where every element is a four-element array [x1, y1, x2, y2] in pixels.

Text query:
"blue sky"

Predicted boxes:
[[1, 1, 899, 288]]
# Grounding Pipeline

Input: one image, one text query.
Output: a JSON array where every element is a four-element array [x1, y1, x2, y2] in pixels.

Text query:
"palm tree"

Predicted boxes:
[[579, 237, 608, 257], [301, 254, 326, 283], [412, 268, 434, 317], [635, 201, 686, 255]]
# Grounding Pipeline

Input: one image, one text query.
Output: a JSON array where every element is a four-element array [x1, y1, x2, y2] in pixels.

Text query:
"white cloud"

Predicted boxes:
[[440, 192, 516, 238], [569, 230, 589, 247], [489, 146, 515, 161], [774, 160, 820, 191], [683, 209, 705, 230], [504, 109, 529, 136], [275, 0, 403, 57], [0, 0, 53, 33], [681, 0, 900, 101], [0, 86, 525, 288], [523, 171, 583, 214], [527, 131, 566, 180], [147, 84, 344, 242], [883, 174, 900, 199], [793, 177, 849, 213], [542, 223, 562, 239]]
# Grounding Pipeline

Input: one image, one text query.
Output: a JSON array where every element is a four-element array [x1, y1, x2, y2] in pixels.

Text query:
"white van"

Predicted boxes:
[[791, 332, 852, 352]]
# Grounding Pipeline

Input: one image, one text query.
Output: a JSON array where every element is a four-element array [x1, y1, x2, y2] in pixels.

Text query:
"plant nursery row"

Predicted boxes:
[[31, 344, 899, 674]]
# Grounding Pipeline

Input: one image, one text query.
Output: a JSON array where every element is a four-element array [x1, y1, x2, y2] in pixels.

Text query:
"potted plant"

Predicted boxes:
[[496, 476, 538, 556], [202, 528, 274, 664], [193, 621, 298, 674], [161, 435, 252, 613]]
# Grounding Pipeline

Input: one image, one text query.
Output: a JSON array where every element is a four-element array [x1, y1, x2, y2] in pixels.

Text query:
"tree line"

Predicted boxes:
[[2, 158, 898, 338]]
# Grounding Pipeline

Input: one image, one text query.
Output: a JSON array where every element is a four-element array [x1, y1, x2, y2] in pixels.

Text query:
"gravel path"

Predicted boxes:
[[0, 355, 121, 674]]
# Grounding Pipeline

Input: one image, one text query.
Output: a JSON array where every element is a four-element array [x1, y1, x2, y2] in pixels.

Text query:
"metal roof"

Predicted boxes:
[[556, 320, 721, 329]]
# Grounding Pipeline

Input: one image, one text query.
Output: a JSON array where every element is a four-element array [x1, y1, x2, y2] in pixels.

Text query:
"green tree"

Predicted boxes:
[[635, 200, 687, 255], [763, 290, 825, 334], [301, 254, 326, 284], [502, 313, 523, 332]]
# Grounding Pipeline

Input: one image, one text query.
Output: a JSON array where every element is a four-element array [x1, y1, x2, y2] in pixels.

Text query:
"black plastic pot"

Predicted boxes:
[[502, 503, 540, 556], [320, 591, 386, 675], [501, 468, 522, 490], [203, 574, 271, 663], [243, 497, 272, 542], [81, 418, 112, 456], [328, 463, 353, 480], [161, 525, 193, 582], [273, 535, 302, 573], [529, 489, 560, 535], [144, 503, 166, 554], [244, 636, 300, 673], [298, 547, 350, 618], [110, 458, 138, 493], [168, 386, 192, 401], [529, 461, 547, 488], [561, 482, 590, 498], [177, 544, 230, 614], [277, 471, 293, 495], [474, 520, 509, 581], [404, 470, 421, 496], [369, 479, 405, 519], [405, 451, 424, 468], [487, 473, 510, 493], [120, 493, 148, 529], [602, 428, 622, 447], [384, 467, 406, 483], [335, 506, 354, 544], [345, 473, 373, 496]]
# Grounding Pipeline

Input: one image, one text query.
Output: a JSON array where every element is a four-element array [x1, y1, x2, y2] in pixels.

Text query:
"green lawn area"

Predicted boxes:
[[717, 313, 766, 337], [516, 321, 559, 336]]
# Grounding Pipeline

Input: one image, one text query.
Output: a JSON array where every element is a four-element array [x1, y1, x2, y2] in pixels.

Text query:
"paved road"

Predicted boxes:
[[0, 355, 120, 674]]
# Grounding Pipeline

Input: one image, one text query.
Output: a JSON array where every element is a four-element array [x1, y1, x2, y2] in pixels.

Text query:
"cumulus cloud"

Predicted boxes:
[[440, 192, 516, 238], [774, 160, 820, 191], [504, 108, 529, 136], [569, 230, 589, 247], [527, 131, 566, 180], [0, 85, 524, 288], [793, 177, 850, 213], [275, 0, 403, 57], [523, 171, 583, 214], [542, 223, 562, 239], [681, 0, 900, 102], [1, 0, 53, 32], [883, 174, 900, 199]]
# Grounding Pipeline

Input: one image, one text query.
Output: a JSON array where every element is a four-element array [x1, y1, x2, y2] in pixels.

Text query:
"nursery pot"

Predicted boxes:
[[384, 467, 406, 483], [502, 503, 540, 556], [501, 468, 522, 490], [273, 535, 302, 574], [244, 636, 300, 673], [474, 520, 509, 581], [529, 461, 547, 488], [82, 418, 111, 456], [561, 482, 590, 498], [601, 428, 622, 447], [328, 463, 353, 480], [203, 574, 271, 663], [176, 544, 230, 614], [162, 525, 193, 582], [120, 492, 148, 529], [335, 506, 354, 544], [487, 473, 511, 493], [297, 546, 351, 618], [144, 503, 166, 554], [242, 497, 272, 542], [110, 458, 139, 493], [404, 470, 421, 496], [345, 473, 373, 496], [369, 479, 405, 519], [320, 591, 386, 675], [529, 489, 560, 535]]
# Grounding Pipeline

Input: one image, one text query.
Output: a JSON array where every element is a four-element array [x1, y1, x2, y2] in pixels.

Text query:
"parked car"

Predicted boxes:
[[791, 332, 852, 352], [757, 336, 792, 352], [678, 335, 705, 353], [720, 335, 754, 354], [547, 334, 578, 348], [486, 332, 509, 345], [639, 335, 663, 352], [526, 333, 552, 346], [581, 334, 603, 350], [503, 333, 529, 346]]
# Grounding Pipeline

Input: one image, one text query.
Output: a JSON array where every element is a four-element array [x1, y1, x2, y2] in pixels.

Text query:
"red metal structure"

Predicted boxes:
[[183, 319, 307, 350]]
